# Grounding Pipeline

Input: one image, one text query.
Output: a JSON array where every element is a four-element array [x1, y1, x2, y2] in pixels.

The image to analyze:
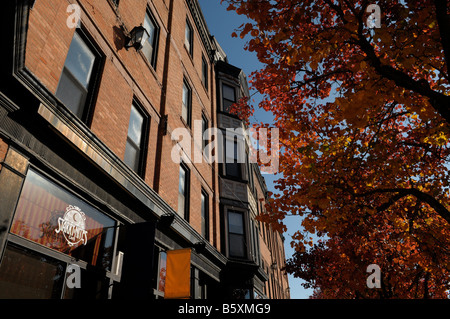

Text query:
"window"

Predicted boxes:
[[182, 80, 192, 126], [154, 249, 166, 298], [201, 190, 209, 240], [225, 138, 243, 179], [228, 210, 247, 258], [202, 113, 208, 152], [202, 55, 208, 89], [178, 163, 190, 220], [185, 19, 193, 56], [247, 155, 252, 184], [251, 220, 260, 265], [56, 31, 101, 123], [124, 103, 148, 175], [142, 11, 159, 68], [222, 83, 236, 113], [8, 169, 116, 270]]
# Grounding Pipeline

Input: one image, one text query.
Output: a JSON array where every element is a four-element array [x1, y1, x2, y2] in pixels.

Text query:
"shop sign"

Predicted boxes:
[[55, 205, 88, 246]]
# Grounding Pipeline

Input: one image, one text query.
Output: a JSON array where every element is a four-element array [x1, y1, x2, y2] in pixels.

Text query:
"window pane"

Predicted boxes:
[[226, 163, 241, 178], [124, 141, 139, 172], [228, 211, 244, 234], [179, 166, 186, 195], [229, 233, 245, 257], [142, 43, 153, 64], [144, 14, 156, 46], [182, 82, 190, 123], [177, 193, 185, 217], [56, 69, 87, 118], [202, 116, 208, 150], [158, 251, 167, 292], [202, 58, 208, 87], [182, 103, 188, 123], [225, 139, 236, 163], [143, 13, 156, 64], [222, 84, 235, 102], [10, 169, 116, 271], [185, 22, 192, 52], [64, 33, 95, 88], [0, 245, 65, 299], [177, 165, 187, 217], [182, 83, 189, 105], [201, 192, 207, 237], [127, 106, 144, 146], [56, 32, 97, 121], [226, 140, 242, 178], [223, 99, 235, 113]]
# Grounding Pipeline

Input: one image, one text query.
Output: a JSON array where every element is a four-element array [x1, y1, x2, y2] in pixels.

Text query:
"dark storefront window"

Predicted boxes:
[[9, 169, 116, 271], [152, 249, 167, 299], [0, 245, 65, 299], [157, 251, 167, 293]]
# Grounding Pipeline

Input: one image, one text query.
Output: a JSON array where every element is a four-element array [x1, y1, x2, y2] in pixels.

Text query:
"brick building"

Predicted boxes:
[[0, 0, 289, 299]]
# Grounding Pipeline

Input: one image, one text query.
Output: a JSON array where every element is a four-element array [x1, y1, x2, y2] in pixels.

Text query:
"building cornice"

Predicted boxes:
[[186, 0, 216, 62]]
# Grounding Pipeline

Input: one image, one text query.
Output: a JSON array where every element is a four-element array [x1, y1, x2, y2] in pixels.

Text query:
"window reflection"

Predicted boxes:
[[10, 169, 116, 271], [124, 104, 145, 174], [55, 32, 97, 119], [0, 245, 65, 299]]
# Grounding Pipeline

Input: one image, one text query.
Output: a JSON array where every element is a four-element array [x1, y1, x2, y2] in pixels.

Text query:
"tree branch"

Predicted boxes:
[[356, 188, 450, 224], [351, 3, 450, 124]]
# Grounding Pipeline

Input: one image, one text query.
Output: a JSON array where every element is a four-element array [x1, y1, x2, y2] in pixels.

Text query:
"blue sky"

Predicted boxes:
[[198, 0, 314, 299]]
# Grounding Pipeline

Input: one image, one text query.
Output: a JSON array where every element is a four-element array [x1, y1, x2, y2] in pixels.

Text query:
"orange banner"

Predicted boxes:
[[164, 248, 191, 299]]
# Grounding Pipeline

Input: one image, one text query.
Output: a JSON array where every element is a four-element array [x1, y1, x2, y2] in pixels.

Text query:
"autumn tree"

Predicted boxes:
[[224, 0, 450, 298]]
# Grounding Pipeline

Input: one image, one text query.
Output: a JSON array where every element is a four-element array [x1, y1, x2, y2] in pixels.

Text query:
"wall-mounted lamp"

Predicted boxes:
[[125, 25, 149, 51]]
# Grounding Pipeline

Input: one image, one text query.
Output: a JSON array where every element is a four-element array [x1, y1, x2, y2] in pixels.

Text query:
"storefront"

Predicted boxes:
[[0, 147, 221, 300]]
